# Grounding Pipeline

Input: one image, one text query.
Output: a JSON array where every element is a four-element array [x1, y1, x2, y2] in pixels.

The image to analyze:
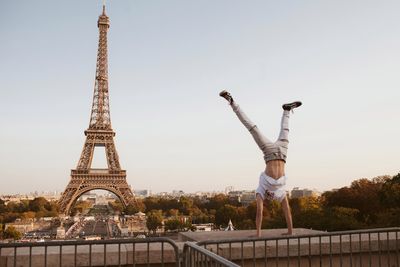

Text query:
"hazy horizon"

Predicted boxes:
[[1, 1, 399, 195]]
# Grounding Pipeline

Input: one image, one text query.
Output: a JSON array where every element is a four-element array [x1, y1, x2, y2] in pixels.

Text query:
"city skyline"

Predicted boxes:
[[1, 1, 399, 195]]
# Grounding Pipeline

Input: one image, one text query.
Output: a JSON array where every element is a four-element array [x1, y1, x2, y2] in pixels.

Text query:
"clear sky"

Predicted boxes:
[[1, 0, 399, 195]]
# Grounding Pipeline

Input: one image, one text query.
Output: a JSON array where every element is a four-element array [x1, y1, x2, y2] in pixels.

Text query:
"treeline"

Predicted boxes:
[[140, 173, 400, 232], [0, 197, 58, 224], [0, 173, 398, 234], [313, 174, 400, 230]]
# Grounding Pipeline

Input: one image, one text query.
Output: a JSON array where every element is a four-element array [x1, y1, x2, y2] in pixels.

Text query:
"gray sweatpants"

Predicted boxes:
[[231, 102, 290, 163]]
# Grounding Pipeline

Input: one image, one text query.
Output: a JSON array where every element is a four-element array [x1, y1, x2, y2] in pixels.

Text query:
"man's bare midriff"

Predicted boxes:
[[265, 159, 285, 179]]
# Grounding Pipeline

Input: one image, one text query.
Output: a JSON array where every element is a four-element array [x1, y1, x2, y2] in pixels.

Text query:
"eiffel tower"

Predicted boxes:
[[59, 5, 135, 214]]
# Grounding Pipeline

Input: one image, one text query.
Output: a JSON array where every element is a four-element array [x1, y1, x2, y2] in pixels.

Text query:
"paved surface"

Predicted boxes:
[[81, 219, 109, 237], [178, 228, 324, 242]]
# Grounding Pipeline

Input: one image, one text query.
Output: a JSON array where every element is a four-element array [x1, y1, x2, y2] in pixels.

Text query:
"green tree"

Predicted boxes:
[[71, 200, 92, 215], [205, 194, 230, 211], [322, 207, 363, 231], [375, 208, 400, 227], [143, 197, 159, 212], [46, 201, 59, 213], [191, 207, 212, 224], [21, 211, 36, 220], [123, 199, 146, 215], [108, 200, 124, 214], [146, 210, 163, 234], [7, 201, 28, 213], [289, 196, 324, 230], [182, 219, 193, 231], [167, 209, 179, 217], [143, 197, 180, 213], [0, 223, 3, 239], [215, 204, 238, 227], [29, 197, 49, 212], [1, 213, 19, 223], [380, 173, 400, 209], [322, 177, 388, 224], [237, 219, 254, 230], [42, 210, 58, 218], [125, 204, 139, 215], [20, 200, 30, 212], [164, 218, 181, 232], [135, 199, 146, 212], [245, 201, 258, 220], [179, 196, 193, 215], [293, 208, 323, 230], [0, 199, 6, 213], [3, 226, 22, 240]]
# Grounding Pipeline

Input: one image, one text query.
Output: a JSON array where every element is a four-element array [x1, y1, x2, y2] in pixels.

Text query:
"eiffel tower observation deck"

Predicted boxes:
[[58, 5, 136, 215]]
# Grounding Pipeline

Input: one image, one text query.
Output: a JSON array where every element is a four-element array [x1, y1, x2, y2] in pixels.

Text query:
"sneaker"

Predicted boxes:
[[282, 101, 302, 111], [219, 90, 234, 104]]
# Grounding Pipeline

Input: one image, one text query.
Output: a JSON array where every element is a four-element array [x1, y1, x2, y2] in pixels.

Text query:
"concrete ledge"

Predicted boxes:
[[178, 228, 323, 242]]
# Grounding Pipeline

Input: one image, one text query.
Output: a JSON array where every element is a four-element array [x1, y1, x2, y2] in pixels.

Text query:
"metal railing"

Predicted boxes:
[[1, 227, 399, 267], [0, 237, 180, 267], [183, 242, 240, 267], [197, 227, 400, 267]]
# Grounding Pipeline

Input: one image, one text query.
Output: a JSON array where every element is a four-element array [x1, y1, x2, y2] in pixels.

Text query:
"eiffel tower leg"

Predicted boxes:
[[58, 184, 80, 215], [59, 173, 137, 215]]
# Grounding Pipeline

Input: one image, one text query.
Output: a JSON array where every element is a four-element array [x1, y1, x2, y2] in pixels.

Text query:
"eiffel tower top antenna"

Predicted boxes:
[[88, 0, 111, 131]]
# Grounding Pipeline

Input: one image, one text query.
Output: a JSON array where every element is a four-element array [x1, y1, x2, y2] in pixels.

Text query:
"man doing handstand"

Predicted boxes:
[[219, 90, 301, 237]]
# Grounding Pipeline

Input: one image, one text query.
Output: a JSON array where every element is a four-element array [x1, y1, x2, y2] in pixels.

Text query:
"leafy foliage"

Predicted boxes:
[[146, 210, 163, 234], [164, 217, 192, 232], [70, 200, 92, 216], [3, 226, 22, 240], [0, 197, 59, 225]]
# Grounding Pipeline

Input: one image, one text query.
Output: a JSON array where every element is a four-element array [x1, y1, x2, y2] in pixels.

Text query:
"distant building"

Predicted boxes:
[[134, 190, 151, 198], [225, 186, 235, 194], [171, 190, 185, 197], [227, 191, 242, 198], [56, 227, 66, 239], [155, 192, 170, 197], [228, 190, 256, 206], [5, 222, 35, 234], [86, 197, 97, 205], [193, 223, 214, 232], [121, 213, 147, 236], [6, 220, 51, 235], [239, 191, 257, 206], [79, 192, 96, 202], [120, 226, 129, 237], [290, 187, 320, 198]]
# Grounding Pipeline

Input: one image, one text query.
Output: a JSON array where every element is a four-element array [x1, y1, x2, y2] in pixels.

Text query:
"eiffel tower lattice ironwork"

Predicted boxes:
[[59, 5, 135, 214]]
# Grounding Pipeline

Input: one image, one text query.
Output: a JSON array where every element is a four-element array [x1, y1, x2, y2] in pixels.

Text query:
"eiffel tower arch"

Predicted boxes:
[[58, 5, 136, 215]]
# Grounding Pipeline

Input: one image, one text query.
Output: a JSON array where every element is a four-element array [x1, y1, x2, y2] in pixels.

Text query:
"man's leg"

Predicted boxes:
[[220, 91, 274, 152], [278, 101, 302, 142], [281, 196, 293, 235], [277, 110, 290, 142], [277, 102, 302, 157], [233, 103, 279, 155], [256, 194, 264, 237]]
